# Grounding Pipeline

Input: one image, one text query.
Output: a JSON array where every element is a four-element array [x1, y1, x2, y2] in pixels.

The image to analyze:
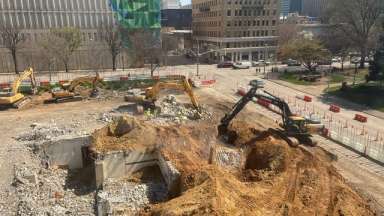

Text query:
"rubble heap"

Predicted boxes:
[[97, 179, 168, 215], [151, 95, 212, 124], [14, 164, 95, 215]]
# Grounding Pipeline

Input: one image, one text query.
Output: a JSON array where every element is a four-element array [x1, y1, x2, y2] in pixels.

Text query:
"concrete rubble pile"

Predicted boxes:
[[153, 95, 212, 124], [14, 163, 95, 215], [97, 179, 168, 215]]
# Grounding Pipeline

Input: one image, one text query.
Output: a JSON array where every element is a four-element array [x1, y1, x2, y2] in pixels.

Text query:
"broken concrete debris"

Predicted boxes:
[[97, 179, 168, 215], [14, 164, 95, 216]]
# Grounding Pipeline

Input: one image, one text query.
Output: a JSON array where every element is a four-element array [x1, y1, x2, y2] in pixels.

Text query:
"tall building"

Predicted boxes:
[[192, 0, 279, 62], [0, 0, 161, 72], [281, 0, 290, 17], [289, 0, 302, 14], [302, 0, 328, 18], [162, 0, 182, 9]]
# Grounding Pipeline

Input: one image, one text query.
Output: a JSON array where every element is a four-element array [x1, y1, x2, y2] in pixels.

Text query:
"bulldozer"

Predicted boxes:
[[0, 67, 37, 109], [125, 77, 199, 114], [218, 81, 322, 147], [44, 73, 104, 103]]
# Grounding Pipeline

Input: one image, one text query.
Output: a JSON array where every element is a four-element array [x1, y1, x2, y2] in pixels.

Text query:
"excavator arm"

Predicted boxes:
[[218, 85, 259, 135], [146, 78, 199, 109], [67, 72, 103, 92], [11, 67, 36, 96]]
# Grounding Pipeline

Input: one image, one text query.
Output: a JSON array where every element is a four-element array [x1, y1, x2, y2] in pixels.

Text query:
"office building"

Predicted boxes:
[[192, 0, 279, 62], [289, 0, 302, 14], [281, 0, 290, 17], [302, 0, 328, 18]]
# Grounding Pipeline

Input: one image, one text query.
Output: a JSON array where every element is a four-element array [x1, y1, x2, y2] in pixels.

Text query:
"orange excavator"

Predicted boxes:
[[0, 67, 37, 109], [125, 77, 199, 114], [44, 73, 104, 103]]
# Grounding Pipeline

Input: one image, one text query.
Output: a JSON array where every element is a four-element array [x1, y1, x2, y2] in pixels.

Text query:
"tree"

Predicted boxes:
[[99, 25, 123, 71], [318, 26, 352, 71], [41, 27, 82, 73], [328, 0, 384, 68], [367, 22, 384, 84], [279, 39, 330, 72], [0, 27, 25, 74], [127, 29, 161, 76]]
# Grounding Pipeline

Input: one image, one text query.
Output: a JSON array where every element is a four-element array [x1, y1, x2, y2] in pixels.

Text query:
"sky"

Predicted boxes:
[[180, 0, 191, 6]]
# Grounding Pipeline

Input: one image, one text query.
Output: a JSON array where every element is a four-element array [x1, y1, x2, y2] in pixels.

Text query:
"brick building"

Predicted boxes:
[[192, 0, 279, 62]]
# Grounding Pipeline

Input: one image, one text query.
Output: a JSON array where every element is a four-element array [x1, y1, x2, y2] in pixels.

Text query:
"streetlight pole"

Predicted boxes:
[[263, 43, 268, 74], [353, 62, 358, 86], [196, 38, 200, 77]]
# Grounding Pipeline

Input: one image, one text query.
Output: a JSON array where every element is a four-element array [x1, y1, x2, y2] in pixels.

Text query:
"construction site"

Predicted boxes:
[[0, 65, 383, 215]]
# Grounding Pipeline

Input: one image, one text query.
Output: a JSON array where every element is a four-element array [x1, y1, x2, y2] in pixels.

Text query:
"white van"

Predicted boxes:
[[232, 61, 252, 69]]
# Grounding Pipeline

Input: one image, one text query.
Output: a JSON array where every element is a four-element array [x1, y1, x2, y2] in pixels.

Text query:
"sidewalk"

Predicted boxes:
[[268, 78, 384, 120]]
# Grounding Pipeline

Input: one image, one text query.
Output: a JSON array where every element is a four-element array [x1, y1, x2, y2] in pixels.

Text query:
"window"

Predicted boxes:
[[239, 21, 242, 26], [262, 20, 265, 26], [239, 10, 242, 16], [272, 20, 276, 26], [227, 10, 231, 16], [257, 20, 260, 26]]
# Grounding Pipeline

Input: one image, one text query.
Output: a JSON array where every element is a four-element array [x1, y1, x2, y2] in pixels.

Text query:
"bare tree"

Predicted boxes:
[[318, 26, 352, 70], [99, 25, 123, 71], [40, 27, 82, 73], [328, 0, 384, 68], [128, 29, 161, 76], [279, 38, 330, 73], [0, 27, 25, 74], [161, 33, 179, 66]]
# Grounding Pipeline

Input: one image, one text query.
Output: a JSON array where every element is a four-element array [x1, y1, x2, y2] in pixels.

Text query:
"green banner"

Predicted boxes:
[[109, 0, 161, 29]]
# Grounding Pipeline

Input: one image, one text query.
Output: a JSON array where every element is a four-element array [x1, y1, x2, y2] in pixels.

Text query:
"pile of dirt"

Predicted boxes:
[[90, 117, 375, 215], [91, 116, 159, 153], [148, 121, 375, 216]]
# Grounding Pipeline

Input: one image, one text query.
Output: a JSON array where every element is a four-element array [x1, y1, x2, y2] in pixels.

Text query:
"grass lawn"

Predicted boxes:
[[327, 83, 384, 112], [329, 74, 345, 83], [279, 73, 312, 85]]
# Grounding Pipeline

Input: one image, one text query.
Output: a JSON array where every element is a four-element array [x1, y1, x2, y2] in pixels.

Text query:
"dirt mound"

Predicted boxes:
[[91, 116, 159, 153], [149, 122, 375, 216], [90, 117, 374, 215]]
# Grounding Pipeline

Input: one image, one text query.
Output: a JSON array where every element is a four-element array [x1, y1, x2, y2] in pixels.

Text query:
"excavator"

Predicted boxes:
[[0, 67, 37, 109], [218, 81, 320, 147], [125, 77, 199, 114], [44, 73, 104, 103]]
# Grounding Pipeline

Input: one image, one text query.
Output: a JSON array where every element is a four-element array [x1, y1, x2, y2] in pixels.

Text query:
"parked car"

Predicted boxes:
[[217, 61, 234, 68], [232, 61, 251, 69], [332, 57, 341, 63], [283, 59, 301, 66], [351, 57, 361, 64], [252, 60, 271, 67], [249, 79, 265, 88]]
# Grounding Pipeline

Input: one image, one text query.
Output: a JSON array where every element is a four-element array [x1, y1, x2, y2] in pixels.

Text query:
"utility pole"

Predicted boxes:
[[353, 62, 358, 85], [196, 38, 200, 77]]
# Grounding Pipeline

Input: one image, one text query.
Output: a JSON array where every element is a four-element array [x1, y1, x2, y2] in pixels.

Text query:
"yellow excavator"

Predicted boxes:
[[44, 73, 104, 103], [125, 77, 199, 114], [0, 67, 37, 109]]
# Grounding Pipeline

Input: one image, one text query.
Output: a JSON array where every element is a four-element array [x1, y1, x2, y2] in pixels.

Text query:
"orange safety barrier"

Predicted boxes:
[[120, 76, 129, 81], [40, 81, 50, 86], [354, 114, 367, 123], [0, 82, 10, 89], [303, 95, 312, 102], [257, 98, 271, 107], [237, 88, 246, 96], [59, 80, 69, 85], [329, 104, 340, 113], [201, 80, 216, 85]]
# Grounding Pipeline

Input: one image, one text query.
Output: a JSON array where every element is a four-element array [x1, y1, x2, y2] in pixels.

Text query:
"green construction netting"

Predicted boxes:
[[109, 0, 161, 29]]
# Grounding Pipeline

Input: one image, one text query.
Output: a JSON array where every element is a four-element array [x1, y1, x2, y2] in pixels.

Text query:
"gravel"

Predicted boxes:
[[14, 163, 95, 216], [97, 179, 168, 215]]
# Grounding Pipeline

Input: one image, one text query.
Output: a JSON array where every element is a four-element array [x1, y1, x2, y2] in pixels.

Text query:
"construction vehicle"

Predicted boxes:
[[44, 73, 103, 103], [218, 81, 320, 147], [125, 77, 199, 114], [0, 67, 37, 109]]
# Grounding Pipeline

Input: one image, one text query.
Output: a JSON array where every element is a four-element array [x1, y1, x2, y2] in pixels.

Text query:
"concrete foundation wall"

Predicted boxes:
[[95, 150, 180, 193], [42, 136, 90, 169]]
